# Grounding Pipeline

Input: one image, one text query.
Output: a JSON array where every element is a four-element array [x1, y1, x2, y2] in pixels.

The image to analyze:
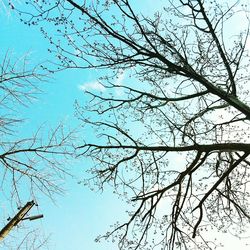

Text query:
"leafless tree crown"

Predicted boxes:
[[17, 0, 250, 249]]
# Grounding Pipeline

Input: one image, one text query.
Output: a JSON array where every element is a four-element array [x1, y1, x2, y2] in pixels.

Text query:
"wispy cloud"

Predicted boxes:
[[114, 71, 125, 96], [115, 71, 125, 85], [78, 81, 105, 92], [78, 71, 126, 95]]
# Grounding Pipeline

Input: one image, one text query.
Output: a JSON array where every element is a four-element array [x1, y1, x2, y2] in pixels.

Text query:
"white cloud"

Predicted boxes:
[[78, 71, 125, 95], [115, 71, 125, 86], [114, 71, 125, 96], [78, 81, 105, 92]]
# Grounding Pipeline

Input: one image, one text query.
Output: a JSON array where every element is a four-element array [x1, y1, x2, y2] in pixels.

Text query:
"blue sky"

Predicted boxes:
[[0, 4, 128, 250], [1, 1, 250, 250]]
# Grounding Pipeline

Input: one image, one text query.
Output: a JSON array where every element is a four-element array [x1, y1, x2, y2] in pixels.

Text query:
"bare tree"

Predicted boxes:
[[0, 51, 74, 202], [18, 0, 250, 249], [1, 227, 50, 250], [0, 51, 74, 247]]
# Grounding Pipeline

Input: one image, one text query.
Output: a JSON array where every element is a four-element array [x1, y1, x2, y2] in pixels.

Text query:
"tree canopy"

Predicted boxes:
[[0, 49, 74, 249], [16, 0, 250, 249]]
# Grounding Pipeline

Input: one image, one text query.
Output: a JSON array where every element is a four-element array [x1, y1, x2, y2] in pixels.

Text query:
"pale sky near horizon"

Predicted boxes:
[[0, 1, 250, 250]]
